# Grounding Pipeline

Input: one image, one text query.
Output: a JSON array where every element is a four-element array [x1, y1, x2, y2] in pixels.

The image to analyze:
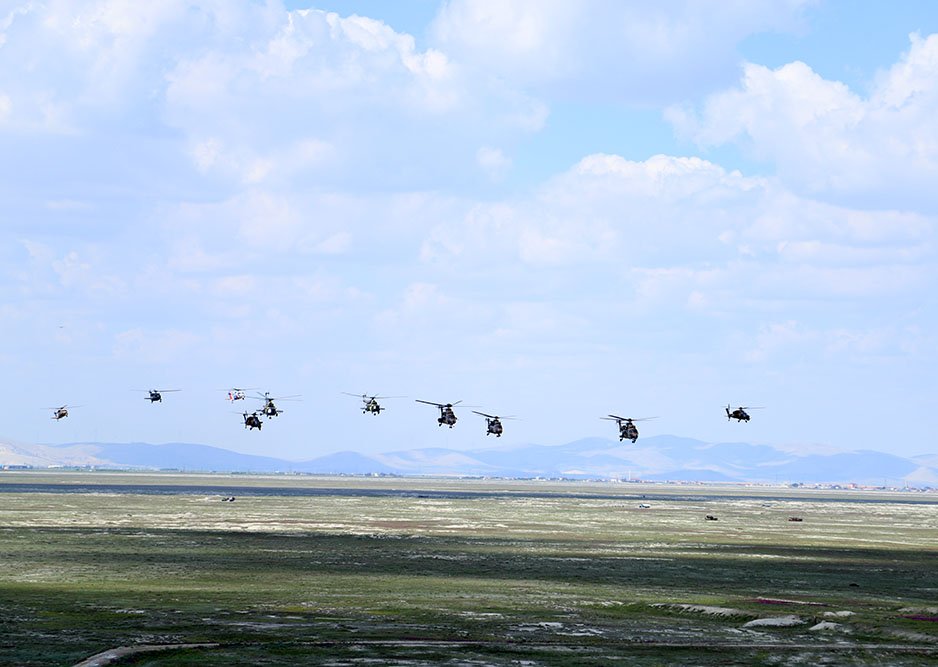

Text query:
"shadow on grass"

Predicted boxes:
[[1, 528, 936, 665], [3, 527, 935, 598]]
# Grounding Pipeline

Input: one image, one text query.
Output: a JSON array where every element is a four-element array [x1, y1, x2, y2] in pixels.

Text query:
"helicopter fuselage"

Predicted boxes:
[[485, 418, 503, 436], [618, 420, 639, 443], [243, 412, 263, 430], [364, 399, 382, 414], [438, 407, 457, 427], [727, 407, 750, 422]]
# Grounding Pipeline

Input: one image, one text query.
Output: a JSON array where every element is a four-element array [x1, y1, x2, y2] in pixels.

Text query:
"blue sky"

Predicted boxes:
[[2, 0, 937, 461]]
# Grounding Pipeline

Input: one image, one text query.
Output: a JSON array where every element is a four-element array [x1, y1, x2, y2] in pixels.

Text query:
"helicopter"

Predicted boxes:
[[137, 389, 180, 403], [343, 393, 404, 415], [46, 404, 80, 420], [240, 411, 263, 431], [472, 411, 516, 437], [253, 391, 301, 418], [225, 387, 258, 402], [601, 415, 656, 443], [726, 405, 764, 422], [416, 400, 464, 428]]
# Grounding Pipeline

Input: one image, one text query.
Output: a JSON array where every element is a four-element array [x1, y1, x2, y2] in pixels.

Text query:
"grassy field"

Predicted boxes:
[[0, 472, 936, 665]]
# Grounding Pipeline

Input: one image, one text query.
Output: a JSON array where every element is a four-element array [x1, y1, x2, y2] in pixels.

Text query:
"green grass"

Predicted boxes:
[[0, 473, 935, 665]]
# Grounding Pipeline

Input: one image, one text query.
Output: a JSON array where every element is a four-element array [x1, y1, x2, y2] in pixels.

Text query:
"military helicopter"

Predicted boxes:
[[343, 393, 405, 415], [416, 399, 466, 428], [601, 415, 656, 443], [136, 389, 181, 403], [726, 405, 764, 422], [240, 411, 263, 431], [46, 404, 80, 420], [252, 391, 301, 418], [472, 411, 516, 437], [224, 387, 258, 402]]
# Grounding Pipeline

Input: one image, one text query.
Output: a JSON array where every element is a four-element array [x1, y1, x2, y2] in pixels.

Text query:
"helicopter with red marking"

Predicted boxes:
[[224, 387, 258, 402], [601, 415, 656, 443]]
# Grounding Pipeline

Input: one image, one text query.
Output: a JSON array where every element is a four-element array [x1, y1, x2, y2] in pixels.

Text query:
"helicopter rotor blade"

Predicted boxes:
[[472, 411, 517, 420], [253, 393, 301, 401], [415, 399, 444, 407]]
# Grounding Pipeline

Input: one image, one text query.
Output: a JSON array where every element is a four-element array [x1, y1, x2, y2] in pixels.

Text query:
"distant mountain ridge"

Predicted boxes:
[[1, 436, 935, 486]]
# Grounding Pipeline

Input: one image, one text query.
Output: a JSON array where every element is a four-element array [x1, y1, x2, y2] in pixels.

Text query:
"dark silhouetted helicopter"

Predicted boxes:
[[137, 389, 180, 403], [241, 411, 263, 431], [343, 393, 404, 415], [253, 391, 300, 418], [726, 405, 764, 422], [46, 404, 80, 420], [601, 415, 656, 443], [472, 411, 516, 437], [416, 400, 464, 428]]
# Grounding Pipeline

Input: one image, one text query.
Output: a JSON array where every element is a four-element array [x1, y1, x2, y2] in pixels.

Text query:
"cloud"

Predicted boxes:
[[15, 239, 126, 297], [0, 0, 195, 132], [668, 33, 938, 211], [430, 0, 810, 104], [158, 7, 544, 188], [476, 145, 511, 180], [0, 2, 544, 190], [424, 153, 761, 270], [113, 327, 201, 364], [419, 152, 935, 318], [743, 319, 925, 364]]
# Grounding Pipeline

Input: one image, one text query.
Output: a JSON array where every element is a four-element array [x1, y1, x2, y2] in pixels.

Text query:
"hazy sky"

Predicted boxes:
[[3, 0, 938, 460]]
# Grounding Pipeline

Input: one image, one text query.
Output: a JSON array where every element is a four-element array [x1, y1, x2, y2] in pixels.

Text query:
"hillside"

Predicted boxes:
[[2, 436, 935, 486]]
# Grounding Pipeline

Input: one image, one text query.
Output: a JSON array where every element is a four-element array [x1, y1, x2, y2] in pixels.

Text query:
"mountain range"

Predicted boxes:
[[2, 436, 936, 486]]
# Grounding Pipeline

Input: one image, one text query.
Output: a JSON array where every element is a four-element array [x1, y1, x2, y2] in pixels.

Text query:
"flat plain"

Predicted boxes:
[[0, 471, 936, 665]]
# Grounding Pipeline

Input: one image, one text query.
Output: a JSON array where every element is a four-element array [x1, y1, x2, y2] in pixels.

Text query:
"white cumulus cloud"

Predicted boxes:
[[668, 32, 938, 211], [431, 0, 810, 104], [420, 152, 935, 316], [0, 2, 545, 189]]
